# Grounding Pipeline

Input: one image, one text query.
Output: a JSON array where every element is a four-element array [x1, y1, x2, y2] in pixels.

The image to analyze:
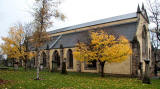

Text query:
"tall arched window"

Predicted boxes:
[[67, 49, 73, 68], [42, 52, 47, 67], [53, 50, 60, 68], [149, 48, 151, 59], [142, 25, 148, 59]]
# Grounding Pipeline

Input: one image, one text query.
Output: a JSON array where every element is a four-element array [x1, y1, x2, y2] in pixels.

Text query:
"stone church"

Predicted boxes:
[[29, 5, 153, 77]]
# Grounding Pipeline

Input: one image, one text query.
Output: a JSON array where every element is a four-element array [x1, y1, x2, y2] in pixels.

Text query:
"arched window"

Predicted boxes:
[[53, 50, 60, 68], [67, 49, 73, 68], [84, 60, 97, 70], [142, 25, 148, 59], [42, 52, 47, 67], [149, 48, 151, 59]]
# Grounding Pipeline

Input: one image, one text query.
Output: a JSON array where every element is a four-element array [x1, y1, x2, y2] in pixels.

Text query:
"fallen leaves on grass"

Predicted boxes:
[[0, 79, 9, 85]]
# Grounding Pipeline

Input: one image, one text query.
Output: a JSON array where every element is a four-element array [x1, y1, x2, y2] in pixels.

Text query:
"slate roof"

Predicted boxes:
[[51, 22, 138, 49], [49, 12, 137, 34], [29, 12, 138, 50]]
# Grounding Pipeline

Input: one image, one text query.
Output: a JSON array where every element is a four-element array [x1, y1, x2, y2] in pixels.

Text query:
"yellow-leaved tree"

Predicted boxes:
[[73, 30, 132, 77], [0, 25, 34, 69]]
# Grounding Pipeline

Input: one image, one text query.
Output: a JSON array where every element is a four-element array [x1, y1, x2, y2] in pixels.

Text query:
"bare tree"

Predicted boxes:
[[147, 0, 160, 41], [23, 23, 34, 70], [32, 0, 65, 80], [150, 30, 160, 76], [146, 0, 160, 76], [9, 23, 35, 70]]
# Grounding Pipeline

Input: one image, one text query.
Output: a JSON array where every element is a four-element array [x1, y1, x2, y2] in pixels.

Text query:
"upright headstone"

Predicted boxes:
[[142, 59, 151, 84], [62, 58, 67, 74]]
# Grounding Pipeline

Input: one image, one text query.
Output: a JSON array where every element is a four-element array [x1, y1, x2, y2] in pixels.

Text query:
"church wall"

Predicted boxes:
[[47, 47, 132, 75], [36, 13, 151, 76], [46, 17, 138, 75], [77, 51, 131, 74], [49, 48, 78, 72], [80, 63, 99, 73], [103, 56, 131, 75], [135, 13, 152, 76]]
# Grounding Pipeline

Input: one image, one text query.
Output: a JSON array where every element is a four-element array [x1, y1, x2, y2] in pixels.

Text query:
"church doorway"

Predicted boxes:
[[52, 50, 60, 71], [42, 52, 47, 67]]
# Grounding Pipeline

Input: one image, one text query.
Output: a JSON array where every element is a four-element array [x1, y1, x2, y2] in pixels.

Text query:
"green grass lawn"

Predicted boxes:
[[0, 68, 160, 89]]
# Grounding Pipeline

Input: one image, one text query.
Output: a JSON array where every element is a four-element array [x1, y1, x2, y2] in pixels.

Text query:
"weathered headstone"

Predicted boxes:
[[142, 59, 151, 84], [61, 58, 67, 74], [52, 60, 57, 72]]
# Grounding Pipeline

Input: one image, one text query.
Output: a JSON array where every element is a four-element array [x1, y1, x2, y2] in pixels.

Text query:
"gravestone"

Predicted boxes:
[[142, 59, 151, 84], [61, 58, 67, 74]]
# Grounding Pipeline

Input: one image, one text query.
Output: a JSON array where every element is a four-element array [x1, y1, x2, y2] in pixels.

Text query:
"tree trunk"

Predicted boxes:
[[14, 60, 18, 70], [24, 60, 26, 71], [100, 61, 105, 77], [24, 55, 27, 71], [12, 58, 14, 67], [36, 50, 40, 80], [24, 60, 27, 71]]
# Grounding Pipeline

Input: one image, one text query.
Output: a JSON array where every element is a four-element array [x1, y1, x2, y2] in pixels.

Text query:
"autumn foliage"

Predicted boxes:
[[73, 30, 132, 77], [0, 26, 34, 62], [32, 0, 65, 80]]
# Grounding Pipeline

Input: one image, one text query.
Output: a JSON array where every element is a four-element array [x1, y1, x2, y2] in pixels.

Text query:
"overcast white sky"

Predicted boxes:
[[0, 0, 146, 44]]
